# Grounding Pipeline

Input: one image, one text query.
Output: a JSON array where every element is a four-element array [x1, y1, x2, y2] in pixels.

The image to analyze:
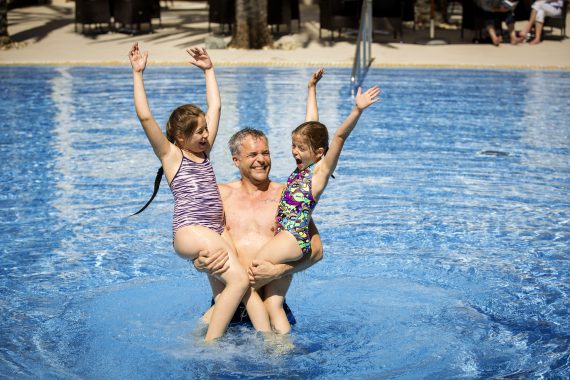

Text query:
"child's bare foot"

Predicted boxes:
[[529, 38, 541, 45]]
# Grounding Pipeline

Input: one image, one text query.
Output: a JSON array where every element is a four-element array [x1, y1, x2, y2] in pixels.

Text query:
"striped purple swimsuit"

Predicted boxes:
[[169, 153, 224, 239]]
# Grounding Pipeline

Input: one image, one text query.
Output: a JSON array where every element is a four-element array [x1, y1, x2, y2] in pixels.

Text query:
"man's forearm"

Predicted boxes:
[[249, 220, 324, 288], [248, 244, 322, 288], [273, 244, 323, 278]]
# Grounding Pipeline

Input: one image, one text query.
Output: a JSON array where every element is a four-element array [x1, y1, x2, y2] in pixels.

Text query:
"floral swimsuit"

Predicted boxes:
[[275, 163, 317, 256]]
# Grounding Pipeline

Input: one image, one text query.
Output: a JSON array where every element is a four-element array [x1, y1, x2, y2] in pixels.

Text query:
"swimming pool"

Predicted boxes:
[[0, 66, 569, 378]]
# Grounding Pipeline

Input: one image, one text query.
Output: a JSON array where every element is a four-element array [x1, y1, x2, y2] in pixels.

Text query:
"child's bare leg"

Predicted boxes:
[[201, 276, 224, 324], [194, 233, 271, 332], [263, 275, 293, 334], [256, 231, 303, 264], [203, 277, 271, 332], [250, 231, 301, 333], [174, 226, 249, 341], [241, 288, 272, 332], [206, 263, 248, 341]]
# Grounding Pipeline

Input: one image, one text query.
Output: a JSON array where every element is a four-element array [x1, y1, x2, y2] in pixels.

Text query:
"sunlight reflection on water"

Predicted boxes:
[[0, 66, 569, 378]]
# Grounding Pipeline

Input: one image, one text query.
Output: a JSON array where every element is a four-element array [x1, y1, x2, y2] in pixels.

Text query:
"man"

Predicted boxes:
[[196, 68, 325, 331], [195, 128, 323, 328]]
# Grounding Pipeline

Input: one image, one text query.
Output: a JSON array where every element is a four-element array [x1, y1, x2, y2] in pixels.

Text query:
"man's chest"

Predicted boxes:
[[225, 194, 279, 232]]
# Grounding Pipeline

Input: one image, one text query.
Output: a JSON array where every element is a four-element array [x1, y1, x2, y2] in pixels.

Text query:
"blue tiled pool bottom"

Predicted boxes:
[[0, 66, 569, 378]]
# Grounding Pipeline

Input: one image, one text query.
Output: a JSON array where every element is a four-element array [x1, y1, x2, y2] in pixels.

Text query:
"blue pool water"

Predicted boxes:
[[1, 66, 569, 378]]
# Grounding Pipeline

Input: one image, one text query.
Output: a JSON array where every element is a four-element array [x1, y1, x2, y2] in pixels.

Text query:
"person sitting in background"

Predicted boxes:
[[511, 0, 564, 44], [475, 0, 518, 45]]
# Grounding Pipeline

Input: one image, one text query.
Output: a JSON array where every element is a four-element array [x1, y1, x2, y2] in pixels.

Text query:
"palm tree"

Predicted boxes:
[[230, 0, 272, 49], [0, 0, 11, 47]]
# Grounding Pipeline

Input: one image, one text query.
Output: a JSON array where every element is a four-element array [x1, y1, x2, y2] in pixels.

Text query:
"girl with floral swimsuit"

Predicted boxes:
[[251, 72, 382, 334]]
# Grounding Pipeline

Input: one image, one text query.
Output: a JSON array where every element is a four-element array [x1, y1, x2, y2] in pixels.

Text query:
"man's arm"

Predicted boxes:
[[248, 219, 323, 288]]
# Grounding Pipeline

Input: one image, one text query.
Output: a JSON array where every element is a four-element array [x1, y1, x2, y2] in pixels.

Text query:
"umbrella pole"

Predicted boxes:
[[430, 0, 435, 38], [416, 0, 448, 45]]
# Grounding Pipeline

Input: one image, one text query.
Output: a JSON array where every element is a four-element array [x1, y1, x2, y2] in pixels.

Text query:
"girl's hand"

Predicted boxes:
[[308, 67, 325, 88], [355, 86, 381, 111], [186, 47, 213, 71], [129, 42, 148, 73]]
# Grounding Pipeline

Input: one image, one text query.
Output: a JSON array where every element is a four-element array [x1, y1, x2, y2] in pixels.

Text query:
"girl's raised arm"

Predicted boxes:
[[130, 42, 172, 161], [305, 67, 324, 122], [313, 86, 381, 195], [187, 47, 221, 151]]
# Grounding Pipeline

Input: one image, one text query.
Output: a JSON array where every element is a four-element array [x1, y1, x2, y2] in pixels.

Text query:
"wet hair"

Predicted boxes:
[[131, 104, 204, 216], [292, 121, 329, 154], [166, 104, 205, 146], [228, 127, 268, 157]]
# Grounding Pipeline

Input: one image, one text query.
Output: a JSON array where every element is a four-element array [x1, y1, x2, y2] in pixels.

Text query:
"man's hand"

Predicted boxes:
[[248, 259, 283, 289], [193, 249, 229, 277]]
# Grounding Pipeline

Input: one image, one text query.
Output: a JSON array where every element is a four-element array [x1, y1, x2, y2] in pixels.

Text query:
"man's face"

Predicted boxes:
[[233, 135, 271, 183]]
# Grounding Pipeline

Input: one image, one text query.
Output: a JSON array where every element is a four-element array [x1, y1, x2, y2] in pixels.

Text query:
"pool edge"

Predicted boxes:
[[1, 60, 570, 71]]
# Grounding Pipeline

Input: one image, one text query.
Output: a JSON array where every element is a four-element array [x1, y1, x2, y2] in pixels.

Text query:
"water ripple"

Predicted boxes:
[[0, 67, 569, 378]]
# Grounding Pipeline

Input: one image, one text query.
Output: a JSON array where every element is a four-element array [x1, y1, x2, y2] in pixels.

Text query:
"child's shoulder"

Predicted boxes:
[[312, 160, 326, 174]]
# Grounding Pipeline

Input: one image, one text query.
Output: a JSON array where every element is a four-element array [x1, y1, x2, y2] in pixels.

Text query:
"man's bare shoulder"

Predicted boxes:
[[268, 181, 285, 193], [219, 181, 242, 190], [259, 181, 284, 199], [218, 181, 240, 199]]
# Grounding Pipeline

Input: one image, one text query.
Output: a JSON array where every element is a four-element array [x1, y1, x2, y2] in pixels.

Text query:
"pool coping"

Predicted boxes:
[[1, 61, 569, 70]]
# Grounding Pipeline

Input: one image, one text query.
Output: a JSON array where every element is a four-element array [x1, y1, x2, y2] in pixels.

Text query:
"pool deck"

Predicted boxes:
[[1, 0, 569, 69]]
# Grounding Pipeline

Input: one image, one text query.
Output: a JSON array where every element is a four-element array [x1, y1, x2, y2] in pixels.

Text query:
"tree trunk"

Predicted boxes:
[[0, 0, 11, 47], [230, 0, 272, 49]]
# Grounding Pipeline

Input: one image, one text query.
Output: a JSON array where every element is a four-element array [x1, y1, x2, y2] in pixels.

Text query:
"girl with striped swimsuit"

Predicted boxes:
[[129, 43, 271, 341]]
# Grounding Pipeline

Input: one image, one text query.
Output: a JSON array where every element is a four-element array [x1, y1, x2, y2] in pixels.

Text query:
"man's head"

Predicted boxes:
[[229, 128, 271, 184]]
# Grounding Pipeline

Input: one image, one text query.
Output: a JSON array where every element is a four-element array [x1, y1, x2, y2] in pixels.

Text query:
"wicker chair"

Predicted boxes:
[[151, 0, 161, 27], [319, 0, 361, 40], [208, 0, 235, 32], [75, 0, 112, 33], [113, 0, 154, 34], [543, 0, 568, 39], [372, 0, 405, 40], [267, 0, 300, 33]]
